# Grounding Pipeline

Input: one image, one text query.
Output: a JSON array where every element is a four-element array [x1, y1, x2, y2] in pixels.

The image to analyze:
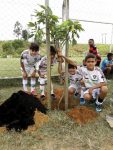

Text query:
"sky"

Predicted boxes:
[[0, 0, 113, 44]]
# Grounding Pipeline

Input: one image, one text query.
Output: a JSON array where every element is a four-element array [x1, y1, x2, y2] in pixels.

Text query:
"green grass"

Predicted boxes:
[[0, 56, 106, 78], [0, 58, 21, 77], [0, 57, 83, 78], [0, 81, 113, 150]]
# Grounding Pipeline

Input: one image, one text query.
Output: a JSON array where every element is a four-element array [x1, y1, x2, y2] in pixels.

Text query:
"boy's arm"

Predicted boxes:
[[90, 82, 107, 90], [20, 56, 26, 73], [88, 82, 107, 95], [58, 61, 63, 74], [62, 55, 77, 67]]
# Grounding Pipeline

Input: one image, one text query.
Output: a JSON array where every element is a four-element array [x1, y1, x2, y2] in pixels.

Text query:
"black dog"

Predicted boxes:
[[0, 91, 47, 131]]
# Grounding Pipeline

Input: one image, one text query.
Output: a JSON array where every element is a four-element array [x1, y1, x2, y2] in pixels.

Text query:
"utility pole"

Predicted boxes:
[[101, 33, 104, 44], [110, 24, 113, 52], [104, 33, 107, 44]]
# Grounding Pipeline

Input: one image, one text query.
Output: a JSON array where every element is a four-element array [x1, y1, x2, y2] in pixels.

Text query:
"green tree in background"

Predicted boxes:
[[22, 29, 29, 41], [13, 21, 22, 39]]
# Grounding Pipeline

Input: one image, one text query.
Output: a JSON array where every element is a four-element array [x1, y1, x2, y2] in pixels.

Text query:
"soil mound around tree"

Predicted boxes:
[[43, 88, 80, 110], [67, 106, 98, 124]]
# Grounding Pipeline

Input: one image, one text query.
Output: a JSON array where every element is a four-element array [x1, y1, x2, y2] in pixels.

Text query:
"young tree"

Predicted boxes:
[[28, 5, 84, 48], [13, 21, 22, 39]]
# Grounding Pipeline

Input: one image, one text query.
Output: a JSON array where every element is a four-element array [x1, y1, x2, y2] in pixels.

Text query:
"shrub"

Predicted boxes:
[[12, 39, 24, 50], [2, 41, 14, 54]]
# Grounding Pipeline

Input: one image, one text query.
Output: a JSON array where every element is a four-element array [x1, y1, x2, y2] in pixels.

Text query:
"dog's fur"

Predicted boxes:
[[0, 91, 47, 131]]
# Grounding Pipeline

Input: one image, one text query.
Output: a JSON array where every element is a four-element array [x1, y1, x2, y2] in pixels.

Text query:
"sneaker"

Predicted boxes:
[[80, 98, 85, 105], [40, 95, 46, 101], [74, 92, 79, 97], [31, 90, 37, 96], [96, 104, 102, 112], [88, 99, 96, 105], [51, 94, 56, 100]]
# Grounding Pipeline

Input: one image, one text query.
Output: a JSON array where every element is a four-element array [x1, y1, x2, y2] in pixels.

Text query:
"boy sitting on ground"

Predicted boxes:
[[58, 52, 84, 104], [101, 53, 113, 78], [79, 54, 108, 112]]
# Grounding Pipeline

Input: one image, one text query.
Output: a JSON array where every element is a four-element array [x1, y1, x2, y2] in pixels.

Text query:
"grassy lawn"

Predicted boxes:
[[0, 58, 21, 77], [0, 81, 113, 150], [0, 57, 83, 78], [0, 56, 106, 78]]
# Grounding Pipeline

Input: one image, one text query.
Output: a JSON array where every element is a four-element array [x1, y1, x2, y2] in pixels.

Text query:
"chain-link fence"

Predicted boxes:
[[0, 0, 113, 80]]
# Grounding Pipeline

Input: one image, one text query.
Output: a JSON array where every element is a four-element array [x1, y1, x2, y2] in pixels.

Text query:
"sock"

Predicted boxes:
[[31, 78, 36, 92], [40, 85, 45, 95], [51, 82, 54, 95], [80, 89, 84, 99], [96, 98, 103, 105], [98, 97, 104, 103], [39, 78, 46, 95], [22, 79, 28, 92]]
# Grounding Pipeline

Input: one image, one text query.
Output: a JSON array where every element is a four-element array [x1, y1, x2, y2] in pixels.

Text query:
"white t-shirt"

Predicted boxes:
[[68, 70, 83, 86], [21, 49, 41, 68], [79, 66, 106, 88], [36, 56, 57, 75]]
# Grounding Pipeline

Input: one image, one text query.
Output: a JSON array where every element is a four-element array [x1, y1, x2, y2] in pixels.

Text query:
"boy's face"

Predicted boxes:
[[51, 54, 55, 62], [85, 58, 96, 70], [30, 50, 39, 56], [108, 55, 113, 60], [88, 40, 94, 46], [68, 68, 76, 75]]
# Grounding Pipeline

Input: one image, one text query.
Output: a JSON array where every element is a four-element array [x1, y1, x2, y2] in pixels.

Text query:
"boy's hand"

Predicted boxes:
[[57, 49, 63, 57], [57, 49, 64, 62], [23, 71, 27, 78], [88, 87, 93, 95]]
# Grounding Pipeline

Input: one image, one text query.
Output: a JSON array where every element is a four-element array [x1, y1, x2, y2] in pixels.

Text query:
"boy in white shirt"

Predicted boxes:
[[80, 54, 108, 112], [58, 52, 84, 104], [36, 46, 57, 100], [20, 43, 41, 95]]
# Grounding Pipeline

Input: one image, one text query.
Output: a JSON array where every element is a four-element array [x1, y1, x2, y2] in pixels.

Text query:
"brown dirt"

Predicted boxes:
[[40, 88, 80, 110], [26, 110, 49, 132], [67, 106, 98, 124]]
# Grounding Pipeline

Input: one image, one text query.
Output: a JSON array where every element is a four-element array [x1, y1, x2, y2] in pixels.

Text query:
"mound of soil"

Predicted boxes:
[[67, 106, 98, 124], [42, 88, 80, 110]]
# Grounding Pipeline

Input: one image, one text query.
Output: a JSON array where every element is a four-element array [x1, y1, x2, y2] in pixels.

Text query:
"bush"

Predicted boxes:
[[2, 41, 14, 54], [12, 39, 24, 50], [13, 47, 24, 58]]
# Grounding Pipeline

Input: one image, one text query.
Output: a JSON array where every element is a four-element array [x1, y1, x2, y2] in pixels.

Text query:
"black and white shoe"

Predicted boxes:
[[51, 94, 56, 100], [40, 95, 46, 101]]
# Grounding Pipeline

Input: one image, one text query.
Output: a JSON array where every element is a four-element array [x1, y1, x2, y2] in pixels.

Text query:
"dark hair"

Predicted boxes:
[[68, 64, 77, 69], [29, 43, 39, 51], [85, 54, 96, 62], [50, 46, 56, 55], [107, 53, 113, 58], [89, 39, 94, 43]]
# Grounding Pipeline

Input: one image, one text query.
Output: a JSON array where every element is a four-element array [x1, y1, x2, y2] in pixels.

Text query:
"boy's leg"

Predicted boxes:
[[68, 85, 76, 100], [31, 69, 37, 95], [95, 86, 108, 112], [22, 68, 28, 92], [83, 93, 92, 101], [50, 82, 56, 100], [38, 77, 47, 100], [103, 67, 111, 78], [80, 88, 86, 105]]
